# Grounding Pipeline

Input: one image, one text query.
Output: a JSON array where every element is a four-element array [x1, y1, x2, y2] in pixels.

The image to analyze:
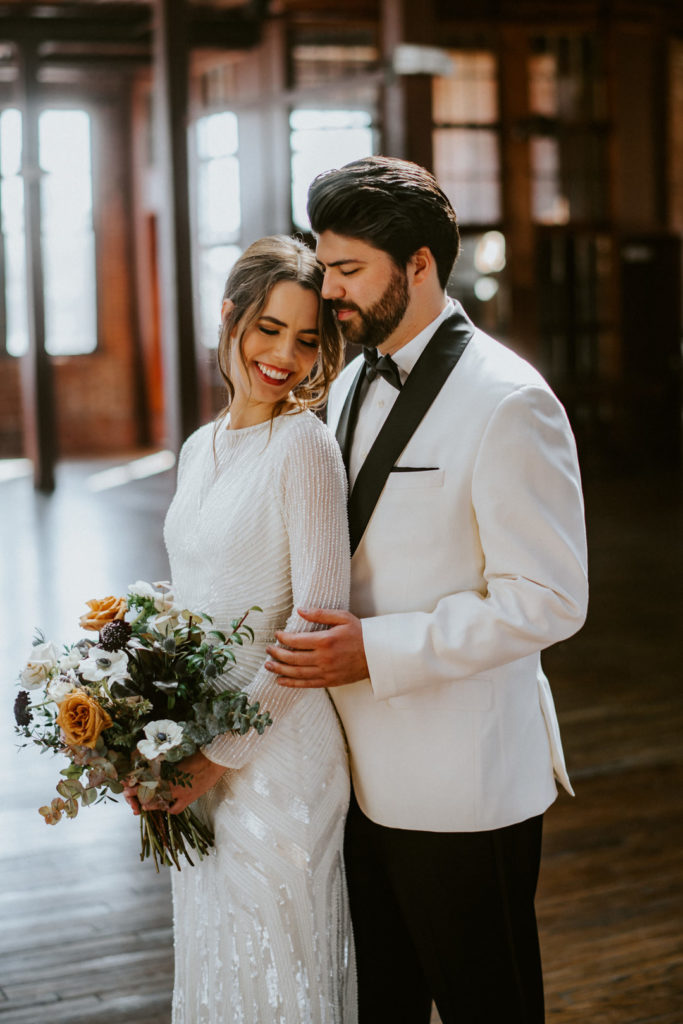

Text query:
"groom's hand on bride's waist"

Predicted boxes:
[[266, 609, 369, 688]]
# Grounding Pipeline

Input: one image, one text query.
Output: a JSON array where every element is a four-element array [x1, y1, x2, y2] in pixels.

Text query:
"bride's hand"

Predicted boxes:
[[123, 783, 142, 816], [126, 752, 227, 816]]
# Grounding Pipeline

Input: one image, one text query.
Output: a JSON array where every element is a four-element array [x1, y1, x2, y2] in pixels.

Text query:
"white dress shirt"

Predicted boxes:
[[348, 300, 455, 488]]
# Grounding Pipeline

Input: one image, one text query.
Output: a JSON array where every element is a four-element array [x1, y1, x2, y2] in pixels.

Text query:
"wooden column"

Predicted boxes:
[[498, 25, 537, 361], [18, 41, 56, 493], [380, 0, 435, 170], [153, 0, 199, 454]]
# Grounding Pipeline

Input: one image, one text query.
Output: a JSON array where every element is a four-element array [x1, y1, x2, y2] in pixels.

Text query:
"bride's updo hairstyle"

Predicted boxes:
[[216, 235, 343, 417]]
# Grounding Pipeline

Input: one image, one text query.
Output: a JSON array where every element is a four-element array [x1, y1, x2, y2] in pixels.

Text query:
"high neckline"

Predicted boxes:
[[223, 413, 273, 435], [220, 410, 310, 445]]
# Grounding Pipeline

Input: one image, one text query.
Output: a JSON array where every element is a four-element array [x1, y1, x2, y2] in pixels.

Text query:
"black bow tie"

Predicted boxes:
[[363, 347, 403, 390]]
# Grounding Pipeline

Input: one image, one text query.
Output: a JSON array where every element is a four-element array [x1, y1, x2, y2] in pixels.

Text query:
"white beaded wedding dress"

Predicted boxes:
[[163, 410, 356, 1024]]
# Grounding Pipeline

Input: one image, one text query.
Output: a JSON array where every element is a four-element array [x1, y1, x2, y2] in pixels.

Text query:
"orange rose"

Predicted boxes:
[[57, 690, 113, 749], [79, 595, 128, 632]]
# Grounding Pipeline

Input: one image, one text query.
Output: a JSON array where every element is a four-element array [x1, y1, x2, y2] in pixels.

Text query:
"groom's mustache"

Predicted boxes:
[[332, 301, 361, 314]]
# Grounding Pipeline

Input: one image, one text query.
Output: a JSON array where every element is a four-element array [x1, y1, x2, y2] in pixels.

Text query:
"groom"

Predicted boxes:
[[266, 156, 588, 1023]]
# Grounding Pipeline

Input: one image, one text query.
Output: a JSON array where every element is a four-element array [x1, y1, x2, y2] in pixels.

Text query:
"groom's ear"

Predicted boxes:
[[408, 247, 434, 286]]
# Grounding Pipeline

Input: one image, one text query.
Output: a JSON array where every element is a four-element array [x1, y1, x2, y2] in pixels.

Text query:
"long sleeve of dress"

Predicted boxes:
[[202, 419, 350, 769]]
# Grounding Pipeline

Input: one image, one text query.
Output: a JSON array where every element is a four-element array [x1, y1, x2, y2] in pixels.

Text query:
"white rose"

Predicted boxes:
[[20, 641, 59, 690], [58, 648, 82, 671], [46, 672, 78, 704], [137, 720, 185, 760], [127, 580, 157, 599], [79, 647, 129, 683]]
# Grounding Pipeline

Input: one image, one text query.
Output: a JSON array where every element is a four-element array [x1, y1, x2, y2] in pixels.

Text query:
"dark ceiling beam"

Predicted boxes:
[[0, 4, 265, 50]]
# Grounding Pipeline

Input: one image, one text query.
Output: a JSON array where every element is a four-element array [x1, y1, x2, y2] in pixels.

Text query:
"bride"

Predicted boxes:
[[126, 236, 356, 1022]]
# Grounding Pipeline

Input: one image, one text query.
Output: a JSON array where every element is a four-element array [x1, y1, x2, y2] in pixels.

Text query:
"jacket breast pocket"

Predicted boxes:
[[385, 468, 445, 490]]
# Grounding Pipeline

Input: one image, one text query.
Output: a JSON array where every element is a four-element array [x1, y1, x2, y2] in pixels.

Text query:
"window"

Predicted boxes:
[[432, 51, 501, 225], [528, 35, 609, 224], [291, 44, 379, 89], [0, 109, 28, 356], [40, 110, 97, 355], [0, 107, 97, 357], [290, 109, 374, 231], [195, 111, 242, 349]]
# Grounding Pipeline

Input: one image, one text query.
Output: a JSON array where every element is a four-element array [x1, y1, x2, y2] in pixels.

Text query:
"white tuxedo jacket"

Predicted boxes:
[[327, 306, 588, 832]]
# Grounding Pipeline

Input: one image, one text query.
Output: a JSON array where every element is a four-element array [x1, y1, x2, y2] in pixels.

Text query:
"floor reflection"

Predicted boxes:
[[1, 455, 177, 1024]]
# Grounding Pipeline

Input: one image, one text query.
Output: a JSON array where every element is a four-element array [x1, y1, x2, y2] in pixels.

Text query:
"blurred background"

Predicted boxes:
[[0, 1, 681, 1022]]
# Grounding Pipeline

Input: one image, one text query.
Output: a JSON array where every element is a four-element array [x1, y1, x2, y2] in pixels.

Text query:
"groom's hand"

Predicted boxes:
[[266, 609, 369, 688]]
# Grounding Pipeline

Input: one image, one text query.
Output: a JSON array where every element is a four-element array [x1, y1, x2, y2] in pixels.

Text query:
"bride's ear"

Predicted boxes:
[[221, 298, 235, 324]]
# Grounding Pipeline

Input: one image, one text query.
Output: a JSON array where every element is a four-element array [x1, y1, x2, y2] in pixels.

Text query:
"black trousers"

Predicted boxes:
[[344, 792, 545, 1024]]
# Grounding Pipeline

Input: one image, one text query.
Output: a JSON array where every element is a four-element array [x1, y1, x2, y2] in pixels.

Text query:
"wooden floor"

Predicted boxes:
[[1, 456, 681, 1023]]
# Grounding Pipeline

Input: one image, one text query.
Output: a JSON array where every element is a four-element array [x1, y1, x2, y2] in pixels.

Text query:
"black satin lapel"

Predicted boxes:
[[348, 307, 474, 554], [335, 361, 367, 475]]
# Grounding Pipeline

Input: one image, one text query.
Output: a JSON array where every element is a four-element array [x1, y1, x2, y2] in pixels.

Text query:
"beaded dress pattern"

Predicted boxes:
[[164, 411, 356, 1023]]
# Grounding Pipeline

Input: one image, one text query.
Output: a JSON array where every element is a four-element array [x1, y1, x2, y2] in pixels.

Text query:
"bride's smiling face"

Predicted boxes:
[[226, 280, 321, 427]]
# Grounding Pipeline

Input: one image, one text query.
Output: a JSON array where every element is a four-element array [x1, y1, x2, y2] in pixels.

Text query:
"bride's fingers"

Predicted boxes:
[[123, 789, 141, 815]]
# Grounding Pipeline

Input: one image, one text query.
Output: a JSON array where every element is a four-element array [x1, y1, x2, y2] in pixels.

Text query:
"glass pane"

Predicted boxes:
[[197, 155, 241, 245], [1, 175, 25, 235], [529, 54, 558, 117], [292, 44, 379, 89], [196, 111, 238, 160], [433, 51, 498, 125], [198, 244, 242, 349], [530, 137, 569, 224], [39, 109, 97, 354], [41, 171, 92, 232], [1, 109, 28, 356], [39, 110, 92, 176], [290, 109, 372, 132], [290, 109, 374, 230], [1, 107, 22, 177], [433, 128, 501, 223], [450, 232, 510, 341], [44, 229, 97, 355], [530, 34, 607, 122]]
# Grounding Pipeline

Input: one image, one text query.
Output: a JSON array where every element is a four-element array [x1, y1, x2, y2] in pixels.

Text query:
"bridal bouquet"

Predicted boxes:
[[14, 581, 271, 870]]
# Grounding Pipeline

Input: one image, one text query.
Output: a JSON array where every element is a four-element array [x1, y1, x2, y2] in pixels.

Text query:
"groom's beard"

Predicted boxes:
[[333, 265, 409, 349]]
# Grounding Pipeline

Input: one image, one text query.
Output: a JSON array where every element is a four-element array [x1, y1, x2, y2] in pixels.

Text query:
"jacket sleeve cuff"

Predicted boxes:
[[361, 614, 402, 701]]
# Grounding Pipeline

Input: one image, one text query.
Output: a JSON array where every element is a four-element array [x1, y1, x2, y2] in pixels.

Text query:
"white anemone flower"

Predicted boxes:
[[46, 671, 78, 704], [79, 647, 129, 684], [20, 641, 59, 689], [137, 720, 184, 760]]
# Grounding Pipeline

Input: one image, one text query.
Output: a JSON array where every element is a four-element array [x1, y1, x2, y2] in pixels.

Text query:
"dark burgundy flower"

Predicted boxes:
[[14, 690, 32, 728], [99, 619, 132, 652]]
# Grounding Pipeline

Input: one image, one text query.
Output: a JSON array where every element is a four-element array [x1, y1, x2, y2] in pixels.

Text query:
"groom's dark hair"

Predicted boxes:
[[306, 156, 460, 289]]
